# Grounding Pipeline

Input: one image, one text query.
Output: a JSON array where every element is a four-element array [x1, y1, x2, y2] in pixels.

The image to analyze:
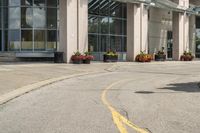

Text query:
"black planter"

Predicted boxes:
[[103, 55, 118, 62], [155, 54, 166, 61], [83, 59, 91, 64], [54, 52, 64, 63], [72, 60, 82, 64]]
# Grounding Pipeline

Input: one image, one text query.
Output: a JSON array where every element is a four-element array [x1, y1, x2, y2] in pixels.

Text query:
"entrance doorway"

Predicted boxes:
[[167, 31, 173, 59]]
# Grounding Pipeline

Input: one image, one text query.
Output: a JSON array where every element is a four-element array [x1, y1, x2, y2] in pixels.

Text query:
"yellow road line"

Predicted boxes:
[[101, 79, 149, 133]]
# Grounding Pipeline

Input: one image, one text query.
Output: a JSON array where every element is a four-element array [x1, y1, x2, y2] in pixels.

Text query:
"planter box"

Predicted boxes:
[[180, 55, 194, 61], [72, 60, 82, 64], [155, 54, 166, 61], [103, 55, 118, 62], [83, 59, 91, 64]]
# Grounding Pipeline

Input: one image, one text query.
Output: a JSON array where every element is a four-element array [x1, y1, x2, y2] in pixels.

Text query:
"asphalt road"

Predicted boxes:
[[0, 62, 200, 133]]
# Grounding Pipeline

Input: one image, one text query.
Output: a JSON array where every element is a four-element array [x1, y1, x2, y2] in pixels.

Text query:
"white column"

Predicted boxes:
[[59, 0, 88, 63], [127, 3, 148, 61], [172, 0, 189, 60], [77, 0, 88, 53]]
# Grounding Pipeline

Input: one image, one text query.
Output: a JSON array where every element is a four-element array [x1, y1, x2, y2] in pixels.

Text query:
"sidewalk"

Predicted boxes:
[[0, 62, 115, 97]]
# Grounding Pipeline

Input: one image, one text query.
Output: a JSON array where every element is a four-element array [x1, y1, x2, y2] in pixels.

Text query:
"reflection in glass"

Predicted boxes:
[[21, 0, 33, 6], [21, 7, 33, 28], [110, 36, 122, 52], [9, 30, 20, 51], [100, 17, 109, 34], [34, 30, 45, 51], [33, 8, 46, 28], [88, 0, 99, 15], [9, 0, 20, 6], [47, 0, 58, 7], [3, 8, 8, 28], [88, 16, 98, 33], [47, 8, 57, 29], [9, 8, 20, 29], [21, 30, 33, 51], [99, 0, 109, 16], [34, 0, 45, 6], [100, 35, 108, 52], [47, 30, 57, 50], [110, 18, 126, 35], [88, 35, 98, 52], [88, 0, 127, 53]]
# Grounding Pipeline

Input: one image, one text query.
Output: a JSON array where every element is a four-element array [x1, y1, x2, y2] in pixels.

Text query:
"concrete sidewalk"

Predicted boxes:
[[0, 62, 115, 97]]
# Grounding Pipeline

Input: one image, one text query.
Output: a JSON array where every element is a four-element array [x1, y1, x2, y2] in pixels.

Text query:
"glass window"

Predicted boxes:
[[47, 0, 58, 7], [33, 7, 46, 28], [21, 7, 33, 28], [21, 30, 33, 51], [8, 30, 20, 51], [0, 31, 2, 51], [110, 36, 122, 52], [110, 2, 126, 18], [110, 18, 126, 35], [47, 8, 57, 29], [88, 15, 98, 33], [34, 30, 45, 51], [88, 34, 98, 52], [21, 0, 33, 6], [99, 35, 109, 52], [100, 17, 109, 34], [4, 30, 8, 51], [9, 7, 20, 29], [9, 0, 20, 6], [3, 8, 8, 28], [88, 0, 127, 52], [34, 0, 45, 7], [3, 0, 8, 6], [47, 30, 57, 50], [99, 0, 109, 16], [88, 0, 99, 15]]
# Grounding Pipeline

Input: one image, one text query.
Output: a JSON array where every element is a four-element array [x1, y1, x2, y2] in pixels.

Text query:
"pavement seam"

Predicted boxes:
[[0, 71, 103, 105]]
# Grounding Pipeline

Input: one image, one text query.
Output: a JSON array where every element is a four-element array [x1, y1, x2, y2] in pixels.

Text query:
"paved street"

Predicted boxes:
[[0, 62, 200, 133]]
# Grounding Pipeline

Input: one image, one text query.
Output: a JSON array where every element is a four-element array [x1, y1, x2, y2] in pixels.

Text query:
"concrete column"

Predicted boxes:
[[189, 15, 196, 56], [59, 0, 78, 63], [127, 3, 148, 61], [77, 0, 88, 53], [172, 0, 189, 60]]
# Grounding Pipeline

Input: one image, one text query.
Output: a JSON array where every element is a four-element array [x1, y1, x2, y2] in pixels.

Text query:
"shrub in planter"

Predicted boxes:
[[71, 51, 84, 64], [155, 51, 166, 61], [82, 52, 94, 64], [180, 51, 194, 61], [103, 50, 118, 62], [135, 51, 152, 62]]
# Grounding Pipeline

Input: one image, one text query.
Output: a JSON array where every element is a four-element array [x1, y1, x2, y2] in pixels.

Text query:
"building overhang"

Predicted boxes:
[[114, 0, 199, 15]]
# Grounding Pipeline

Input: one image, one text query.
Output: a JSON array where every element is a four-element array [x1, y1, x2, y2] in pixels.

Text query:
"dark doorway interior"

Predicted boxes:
[[167, 31, 173, 58]]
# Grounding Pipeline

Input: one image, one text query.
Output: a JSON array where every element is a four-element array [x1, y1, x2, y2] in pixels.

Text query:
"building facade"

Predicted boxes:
[[0, 0, 200, 62]]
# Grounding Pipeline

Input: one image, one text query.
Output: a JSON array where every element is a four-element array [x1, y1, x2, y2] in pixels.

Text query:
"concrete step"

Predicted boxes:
[[0, 52, 18, 62]]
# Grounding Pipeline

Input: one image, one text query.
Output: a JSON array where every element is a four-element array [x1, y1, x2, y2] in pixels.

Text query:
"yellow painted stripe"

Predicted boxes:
[[101, 79, 149, 133]]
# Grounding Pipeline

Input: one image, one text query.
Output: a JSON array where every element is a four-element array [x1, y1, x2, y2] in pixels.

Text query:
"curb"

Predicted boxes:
[[0, 72, 100, 105]]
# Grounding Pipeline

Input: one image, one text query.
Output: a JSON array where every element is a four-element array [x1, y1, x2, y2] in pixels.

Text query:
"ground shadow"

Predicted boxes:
[[135, 82, 200, 94], [157, 82, 200, 93]]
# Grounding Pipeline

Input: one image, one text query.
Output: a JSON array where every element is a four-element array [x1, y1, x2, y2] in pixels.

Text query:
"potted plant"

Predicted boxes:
[[155, 47, 166, 61], [83, 52, 94, 64], [135, 51, 152, 62], [71, 51, 84, 64], [103, 50, 118, 62], [180, 51, 194, 61]]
